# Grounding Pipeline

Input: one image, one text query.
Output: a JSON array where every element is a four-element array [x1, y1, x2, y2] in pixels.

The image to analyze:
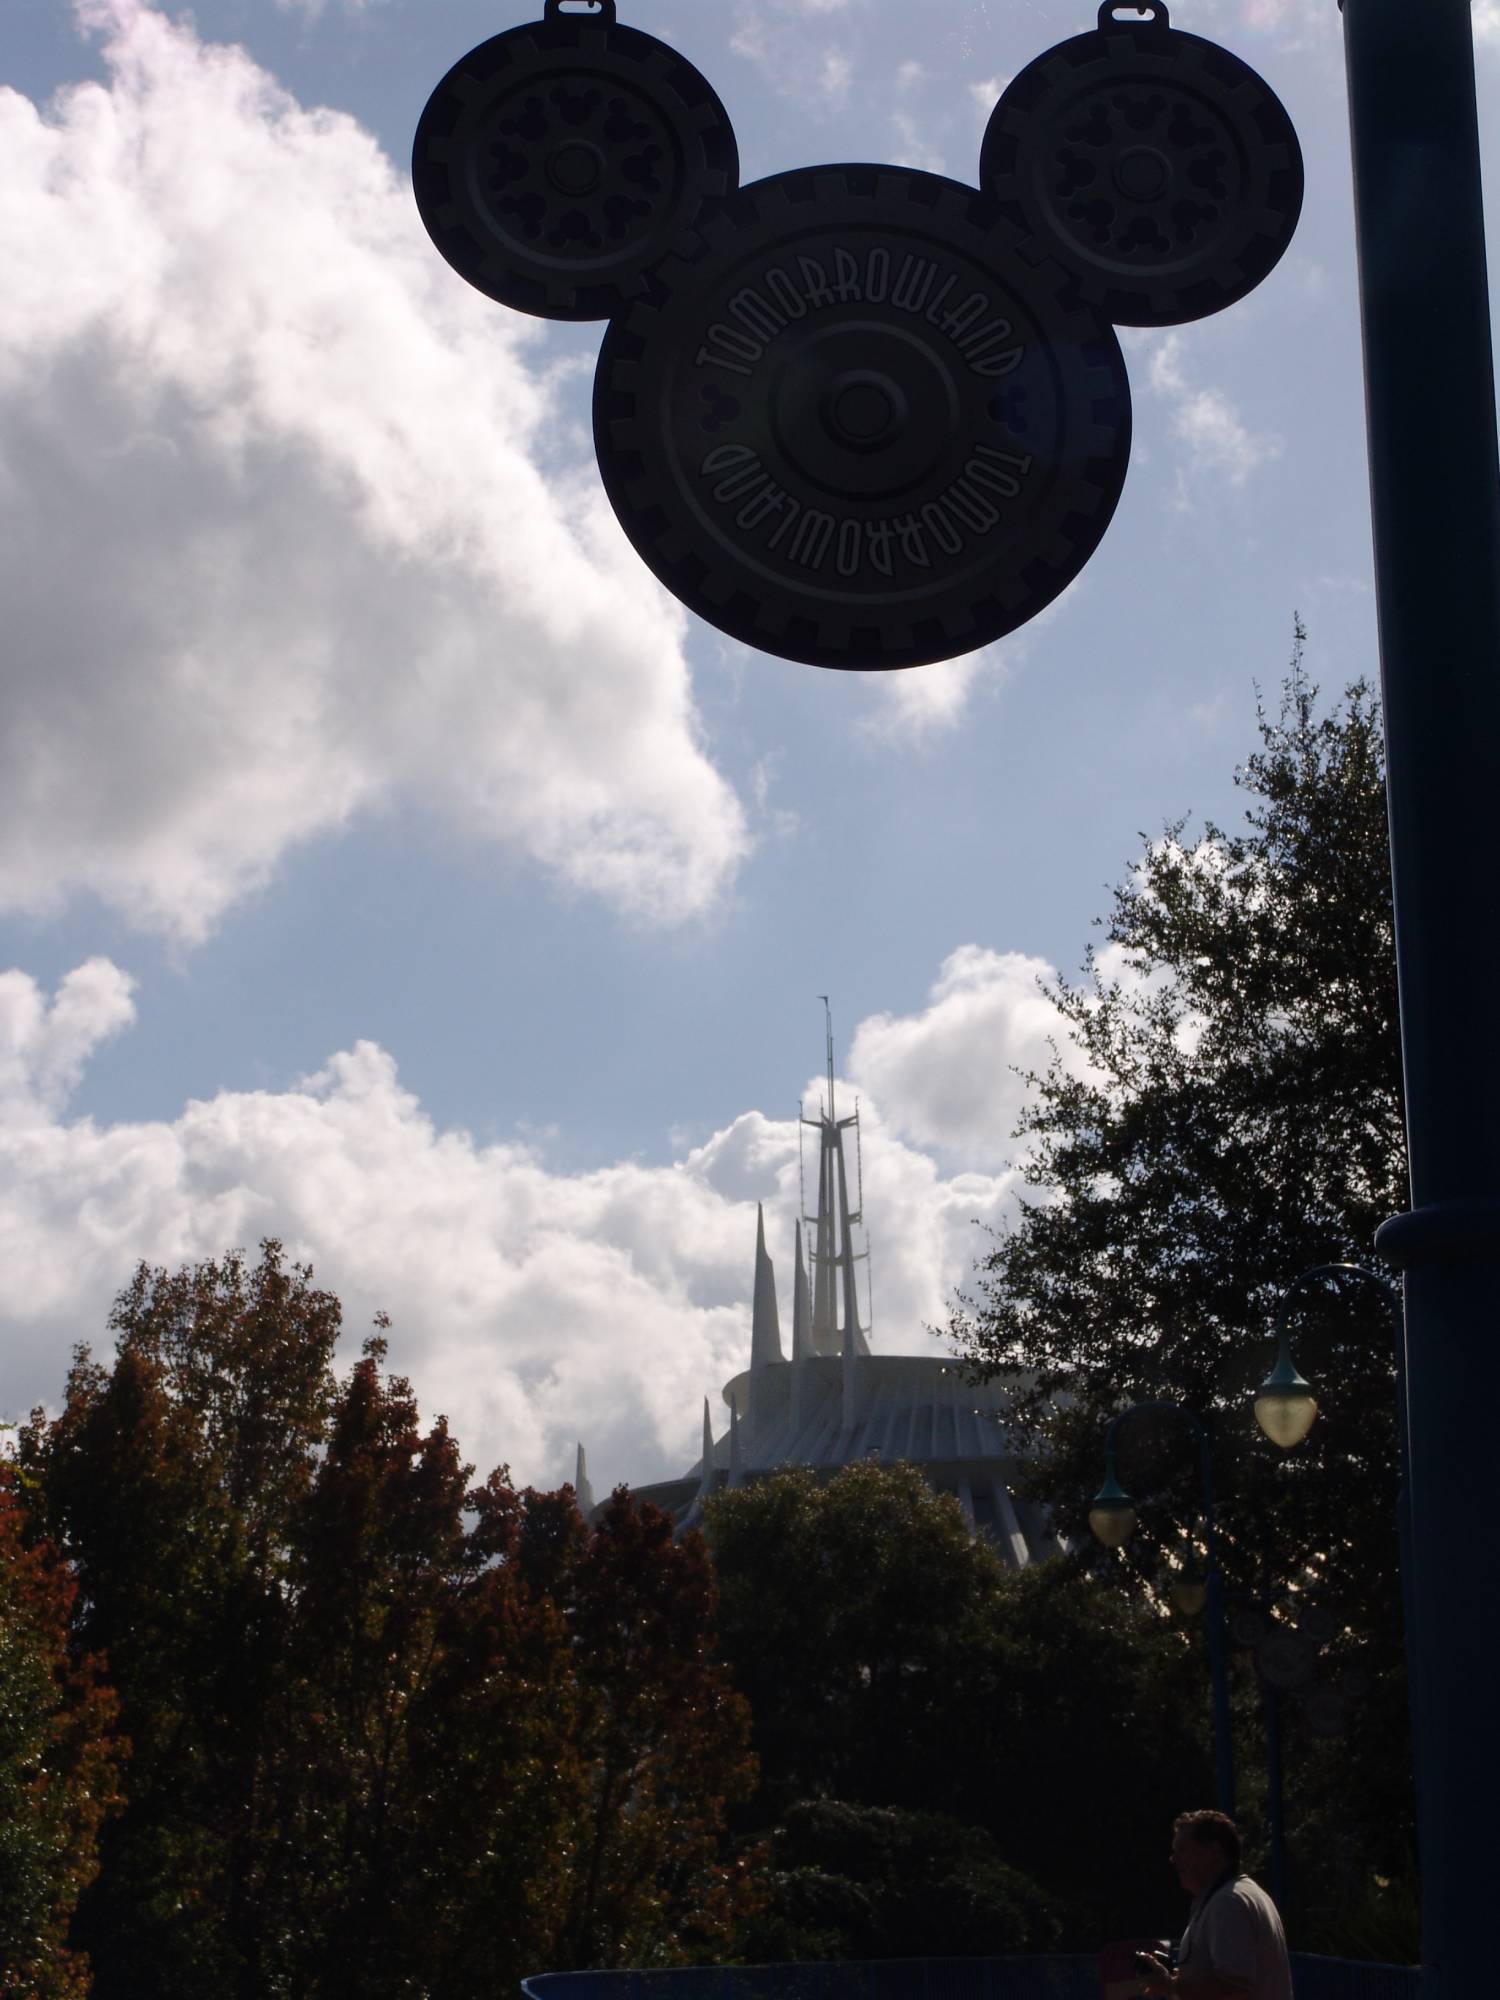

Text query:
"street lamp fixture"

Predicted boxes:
[[1169, 1534, 1210, 1618], [1171, 1571, 1209, 1618], [1088, 1455, 1138, 1548], [1253, 1345, 1318, 1450]]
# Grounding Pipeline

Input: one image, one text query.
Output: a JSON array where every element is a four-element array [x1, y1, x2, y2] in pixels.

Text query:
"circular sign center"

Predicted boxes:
[[827, 372, 907, 451], [771, 321, 958, 502], [547, 139, 606, 196], [1114, 146, 1171, 202]]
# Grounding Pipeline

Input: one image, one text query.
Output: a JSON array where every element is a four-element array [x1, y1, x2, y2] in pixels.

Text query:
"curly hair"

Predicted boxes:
[[1173, 1810, 1242, 1871]]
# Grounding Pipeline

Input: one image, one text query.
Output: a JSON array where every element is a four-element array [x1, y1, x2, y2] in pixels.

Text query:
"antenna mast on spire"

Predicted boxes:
[[803, 999, 872, 1357], [818, 994, 835, 1124]]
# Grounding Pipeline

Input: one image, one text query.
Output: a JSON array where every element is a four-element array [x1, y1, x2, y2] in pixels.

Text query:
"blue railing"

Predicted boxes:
[[521, 1952, 1420, 2000]]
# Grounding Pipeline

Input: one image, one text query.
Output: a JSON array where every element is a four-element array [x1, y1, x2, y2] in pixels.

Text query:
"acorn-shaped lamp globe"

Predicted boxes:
[[1254, 1349, 1318, 1450], [1089, 1461, 1139, 1548]]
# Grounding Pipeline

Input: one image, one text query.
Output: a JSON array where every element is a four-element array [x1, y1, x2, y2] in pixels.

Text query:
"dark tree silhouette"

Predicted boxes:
[[16, 1243, 755, 1997], [706, 1460, 1210, 1949], [0, 1460, 128, 1999], [946, 637, 1413, 1940]]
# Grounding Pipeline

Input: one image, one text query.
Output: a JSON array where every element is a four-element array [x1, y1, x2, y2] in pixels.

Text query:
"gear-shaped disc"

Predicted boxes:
[[412, 0, 740, 322], [594, 166, 1131, 671], [980, 0, 1302, 326]]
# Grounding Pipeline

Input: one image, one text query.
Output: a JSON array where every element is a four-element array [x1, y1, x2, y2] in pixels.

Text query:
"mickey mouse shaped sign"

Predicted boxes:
[[412, 0, 1302, 670]]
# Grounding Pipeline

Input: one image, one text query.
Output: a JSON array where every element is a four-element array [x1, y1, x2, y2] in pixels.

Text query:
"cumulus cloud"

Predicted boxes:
[[849, 947, 1068, 1170], [273, 0, 375, 19], [1141, 330, 1282, 505], [0, 0, 748, 943], [0, 960, 137, 1126], [861, 647, 1001, 742], [890, 107, 949, 177], [969, 75, 1010, 120], [730, 0, 859, 109], [0, 960, 1030, 1496]]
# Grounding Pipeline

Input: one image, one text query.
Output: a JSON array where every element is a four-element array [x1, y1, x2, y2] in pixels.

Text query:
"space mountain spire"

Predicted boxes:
[[593, 1007, 1058, 1568], [749, 1202, 784, 1431], [750, 1202, 784, 1367], [802, 997, 871, 1364], [790, 1220, 813, 1431], [573, 1442, 596, 1518]]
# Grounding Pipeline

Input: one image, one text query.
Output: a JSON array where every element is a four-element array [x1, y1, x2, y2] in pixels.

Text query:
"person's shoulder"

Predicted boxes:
[[1229, 1876, 1283, 1923], [1230, 1875, 1271, 1902]]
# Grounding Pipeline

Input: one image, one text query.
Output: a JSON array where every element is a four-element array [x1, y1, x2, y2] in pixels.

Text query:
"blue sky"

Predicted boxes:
[[2, 0, 1496, 1495]]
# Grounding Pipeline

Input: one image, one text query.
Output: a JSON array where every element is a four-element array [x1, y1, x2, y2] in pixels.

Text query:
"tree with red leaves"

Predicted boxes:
[[0, 1457, 128, 1998], [16, 1243, 755, 1998]]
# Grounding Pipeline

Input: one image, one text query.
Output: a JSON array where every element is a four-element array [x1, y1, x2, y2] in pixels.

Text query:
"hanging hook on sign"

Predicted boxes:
[[545, 0, 617, 19], [1097, 0, 1171, 25]]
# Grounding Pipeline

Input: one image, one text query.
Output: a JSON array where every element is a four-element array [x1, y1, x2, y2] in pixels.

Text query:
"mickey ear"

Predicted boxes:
[[977, 4, 1303, 328], [412, 5, 740, 324]]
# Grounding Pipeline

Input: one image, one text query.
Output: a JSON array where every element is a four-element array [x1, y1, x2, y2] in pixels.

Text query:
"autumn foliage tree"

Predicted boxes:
[[15, 1242, 755, 1998], [0, 1460, 127, 1999]]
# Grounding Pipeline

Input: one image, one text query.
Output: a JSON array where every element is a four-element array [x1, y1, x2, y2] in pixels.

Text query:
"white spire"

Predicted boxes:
[[810, 1110, 840, 1355], [835, 1130, 869, 1358], [695, 1397, 716, 1502], [842, 1305, 861, 1432], [574, 1441, 596, 1519], [804, 1002, 870, 1360], [728, 1396, 744, 1487], [791, 1221, 811, 1434], [792, 1223, 811, 1362], [750, 1202, 784, 1370]]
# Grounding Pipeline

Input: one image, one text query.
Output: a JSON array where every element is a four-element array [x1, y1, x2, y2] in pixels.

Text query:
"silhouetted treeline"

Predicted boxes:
[[4, 1243, 1414, 1991], [4, 1243, 754, 1999]]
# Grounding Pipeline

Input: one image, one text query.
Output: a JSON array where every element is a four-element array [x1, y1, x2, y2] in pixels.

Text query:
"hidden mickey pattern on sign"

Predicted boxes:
[[412, 0, 1303, 671]]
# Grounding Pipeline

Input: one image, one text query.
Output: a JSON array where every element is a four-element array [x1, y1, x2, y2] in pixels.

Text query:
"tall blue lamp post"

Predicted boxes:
[[1089, 1402, 1235, 1819], [1342, 1, 1500, 1994]]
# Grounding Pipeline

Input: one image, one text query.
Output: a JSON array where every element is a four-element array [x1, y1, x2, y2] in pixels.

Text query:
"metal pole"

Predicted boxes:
[[1101, 1403, 1237, 1818], [1192, 1420, 1238, 1825], [1271, 1266, 1417, 1708], [1342, 5, 1500, 1995], [1265, 1683, 1286, 1916]]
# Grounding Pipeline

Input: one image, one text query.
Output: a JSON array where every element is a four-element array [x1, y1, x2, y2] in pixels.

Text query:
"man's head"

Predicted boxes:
[[1170, 1811, 1242, 1896]]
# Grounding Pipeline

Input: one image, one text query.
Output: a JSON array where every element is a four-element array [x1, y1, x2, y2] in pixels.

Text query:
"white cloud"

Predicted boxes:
[[1143, 330, 1282, 505], [861, 647, 1000, 742], [849, 947, 1069, 1169], [730, 1, 859, 109], [0, 961, 1024, 1496], [969, 75, 1009, 120], [0, 0, 748, 943], [273, 0, 376, 19], [0, 960, 137, 1126], [890, 107, 948, 177]]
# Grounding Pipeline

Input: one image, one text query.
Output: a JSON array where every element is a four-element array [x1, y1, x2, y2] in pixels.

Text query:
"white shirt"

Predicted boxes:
[[1177, 1873, 1293, 2000]]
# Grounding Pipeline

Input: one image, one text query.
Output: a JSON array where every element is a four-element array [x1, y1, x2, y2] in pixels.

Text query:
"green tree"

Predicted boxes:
[[17, 1243, 345, 1997], [556, 1490, 759, 1969], [0, 1459, 128, 1998], [738, 1801, 1059, 1963], [16, 1244, 757, 1996], [705, 1461, 1003, 1816], [707, 1462, 1210, 1950], [947, 639, 1413, 1940]]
